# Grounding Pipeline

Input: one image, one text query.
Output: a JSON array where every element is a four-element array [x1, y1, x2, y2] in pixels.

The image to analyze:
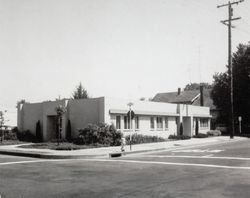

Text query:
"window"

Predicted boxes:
[[150, 117, 154, 129], [156, 117, 163, 129], [135, 116, 139, 130], [116, 116, 121, 129], [200, 118, 209, 128], [165, 117, 168, 129], [124, 116, 132, 130]]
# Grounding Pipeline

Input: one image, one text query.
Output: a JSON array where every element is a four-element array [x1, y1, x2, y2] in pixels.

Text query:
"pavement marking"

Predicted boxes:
[[202, 154, 214, 157], [172, 149, 224, 153], [0, 159, 62, 166], [134, 155, 250, 161], [129, 138, 244, 156], [1, 158, 250, 170]]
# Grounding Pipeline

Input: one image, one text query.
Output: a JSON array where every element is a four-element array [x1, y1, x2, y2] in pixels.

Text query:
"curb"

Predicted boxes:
[[0, 137, 246, 159], [0, 150, 107, 159]]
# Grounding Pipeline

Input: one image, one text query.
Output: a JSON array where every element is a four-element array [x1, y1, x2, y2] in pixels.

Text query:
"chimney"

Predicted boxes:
[[200, 85, 204, 106], [178, 88, 181, 95]]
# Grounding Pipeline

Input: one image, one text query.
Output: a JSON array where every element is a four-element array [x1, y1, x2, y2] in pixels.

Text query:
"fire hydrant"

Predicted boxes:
[[121, 137, 126, 152]]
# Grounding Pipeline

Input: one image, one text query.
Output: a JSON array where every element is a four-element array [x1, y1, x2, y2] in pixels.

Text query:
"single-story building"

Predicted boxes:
[[153, 87, 219, 129], [17, 97, 211, 141]]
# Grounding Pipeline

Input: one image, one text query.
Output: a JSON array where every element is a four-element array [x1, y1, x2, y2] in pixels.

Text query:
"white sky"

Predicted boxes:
[[0, 0, 250, 126]]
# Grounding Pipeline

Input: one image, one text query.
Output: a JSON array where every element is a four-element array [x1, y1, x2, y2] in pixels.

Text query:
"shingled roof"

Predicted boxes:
[[153, 89, 216, 110]]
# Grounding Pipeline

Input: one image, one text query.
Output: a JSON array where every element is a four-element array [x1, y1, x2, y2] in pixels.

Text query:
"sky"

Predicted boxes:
[[0, 0, 250, 126]]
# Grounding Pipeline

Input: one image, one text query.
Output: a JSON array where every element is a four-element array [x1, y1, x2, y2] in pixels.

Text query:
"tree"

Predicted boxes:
[[211, 43, 250, 131], [0, 110, 7, 142], [184, 82, 212, 91], [55, 105, 66, 145], [72, 83, 89, 99]]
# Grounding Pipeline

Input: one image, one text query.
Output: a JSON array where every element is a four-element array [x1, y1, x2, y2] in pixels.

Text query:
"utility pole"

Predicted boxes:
[[217, 0, 244, 139]]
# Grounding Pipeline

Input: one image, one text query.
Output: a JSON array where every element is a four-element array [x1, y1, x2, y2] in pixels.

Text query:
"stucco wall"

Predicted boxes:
[[42, 100, 66, 141], [20, 103, 43, 135], [68, 98, 104, 138], [110, 113, 177, 139]]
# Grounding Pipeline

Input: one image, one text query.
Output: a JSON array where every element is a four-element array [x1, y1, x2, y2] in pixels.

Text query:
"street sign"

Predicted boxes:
[[127, 110, 135, 120]]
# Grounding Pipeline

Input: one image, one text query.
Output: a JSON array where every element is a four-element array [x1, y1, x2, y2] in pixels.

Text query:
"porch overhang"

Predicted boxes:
[[109, 109, 179, 117]]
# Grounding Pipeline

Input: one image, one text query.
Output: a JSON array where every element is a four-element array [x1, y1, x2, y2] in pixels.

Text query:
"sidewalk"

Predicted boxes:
[[0, 136, 247, 159]]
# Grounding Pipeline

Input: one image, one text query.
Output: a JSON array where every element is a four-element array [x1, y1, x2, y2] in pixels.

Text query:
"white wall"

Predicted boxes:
[[19, 103, 43, 135], [68, 97, 104, 137], [18, 97, 211, 141]]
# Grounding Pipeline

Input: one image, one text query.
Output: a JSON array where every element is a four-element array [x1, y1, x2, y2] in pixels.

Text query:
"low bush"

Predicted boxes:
[[125, 134, 165, 145], [193, 133, 209, 138], [18, 142, 98, 150], [1, 129, 18, 141], [168, 135, 191, 140], [207, 130, 221, 136], [239, 134, 250, 138], [16, 130, 37, 142], [74, 123, 122, 146]]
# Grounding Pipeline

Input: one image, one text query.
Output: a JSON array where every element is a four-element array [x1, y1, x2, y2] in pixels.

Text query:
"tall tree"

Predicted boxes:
[[184, 82, 212, 91], [211, 43, 250, 129], [72, 82, 89, 99]]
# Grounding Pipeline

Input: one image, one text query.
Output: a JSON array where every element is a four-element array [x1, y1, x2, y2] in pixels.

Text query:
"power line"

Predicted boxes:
[[217, 0, 244, 139]]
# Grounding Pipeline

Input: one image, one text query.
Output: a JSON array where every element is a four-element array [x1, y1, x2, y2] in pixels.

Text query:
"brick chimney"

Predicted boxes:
[[200, 85, 204, 106], [178, 88, 181, 95]]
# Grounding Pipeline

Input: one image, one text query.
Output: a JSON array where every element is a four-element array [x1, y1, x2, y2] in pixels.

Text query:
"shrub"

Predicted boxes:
[[1, 128, 18, 141], [195, 120, 199, 136], [180, 123, 183, 136], [74, 123, 122, 146], [66, 120, 72, 142], [193, 133, 209, 138], [36, 120, 43, 142], [168, 134, 191, 140], [16, 130, 37, 142], [207, 130, 221, 136], [125, 134, 165, 145], [239, 134, 250, 138]]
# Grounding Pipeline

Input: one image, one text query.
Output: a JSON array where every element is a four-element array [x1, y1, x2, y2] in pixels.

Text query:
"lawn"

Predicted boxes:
[[18, 142, 109, 150], [0, 140, 26, 146]]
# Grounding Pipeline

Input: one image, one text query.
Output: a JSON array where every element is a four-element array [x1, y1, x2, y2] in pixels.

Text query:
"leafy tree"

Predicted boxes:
[[72, 83, 89, 99], [211, 43, 250, 130], [184, 82, 212, 91], [55, 105, 66, 145], [0, 110, 7, 142]]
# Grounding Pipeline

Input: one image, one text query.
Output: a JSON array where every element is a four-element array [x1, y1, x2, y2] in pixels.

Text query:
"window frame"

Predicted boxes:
[[116, 115, 121, 130], [156, 117, 163, 130], [135, 116, 139, 130], [150, 117, 155, 130], [165, 117, 168, 130]]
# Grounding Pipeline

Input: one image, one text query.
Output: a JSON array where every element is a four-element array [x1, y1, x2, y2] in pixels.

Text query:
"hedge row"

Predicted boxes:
[[125, 134, 166, 145], [73, 123, 122, 146]]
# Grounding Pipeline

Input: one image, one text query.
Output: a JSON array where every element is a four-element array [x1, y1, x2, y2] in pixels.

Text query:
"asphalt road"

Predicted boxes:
[[1, 139, 250, 198]]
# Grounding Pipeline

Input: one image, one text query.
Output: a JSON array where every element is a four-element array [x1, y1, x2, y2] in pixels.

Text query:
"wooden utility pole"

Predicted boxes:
[[217, 0, 243, 139]]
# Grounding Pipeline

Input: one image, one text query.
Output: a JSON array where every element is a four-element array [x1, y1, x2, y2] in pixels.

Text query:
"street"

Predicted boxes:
[[1, 139, 250, 198]]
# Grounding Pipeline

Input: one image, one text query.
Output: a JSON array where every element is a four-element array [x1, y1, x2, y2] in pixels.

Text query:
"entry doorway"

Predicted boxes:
[[47, 116, 57, 141]]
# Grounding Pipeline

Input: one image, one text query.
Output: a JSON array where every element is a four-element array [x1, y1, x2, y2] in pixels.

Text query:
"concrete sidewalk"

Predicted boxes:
[[0, 136, 247, 159]]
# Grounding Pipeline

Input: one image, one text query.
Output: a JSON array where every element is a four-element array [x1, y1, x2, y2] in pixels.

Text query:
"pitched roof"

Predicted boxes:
[[153, 90, 200, 104], [153, 89, 216, 110], [192, 89, 216, 110]]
